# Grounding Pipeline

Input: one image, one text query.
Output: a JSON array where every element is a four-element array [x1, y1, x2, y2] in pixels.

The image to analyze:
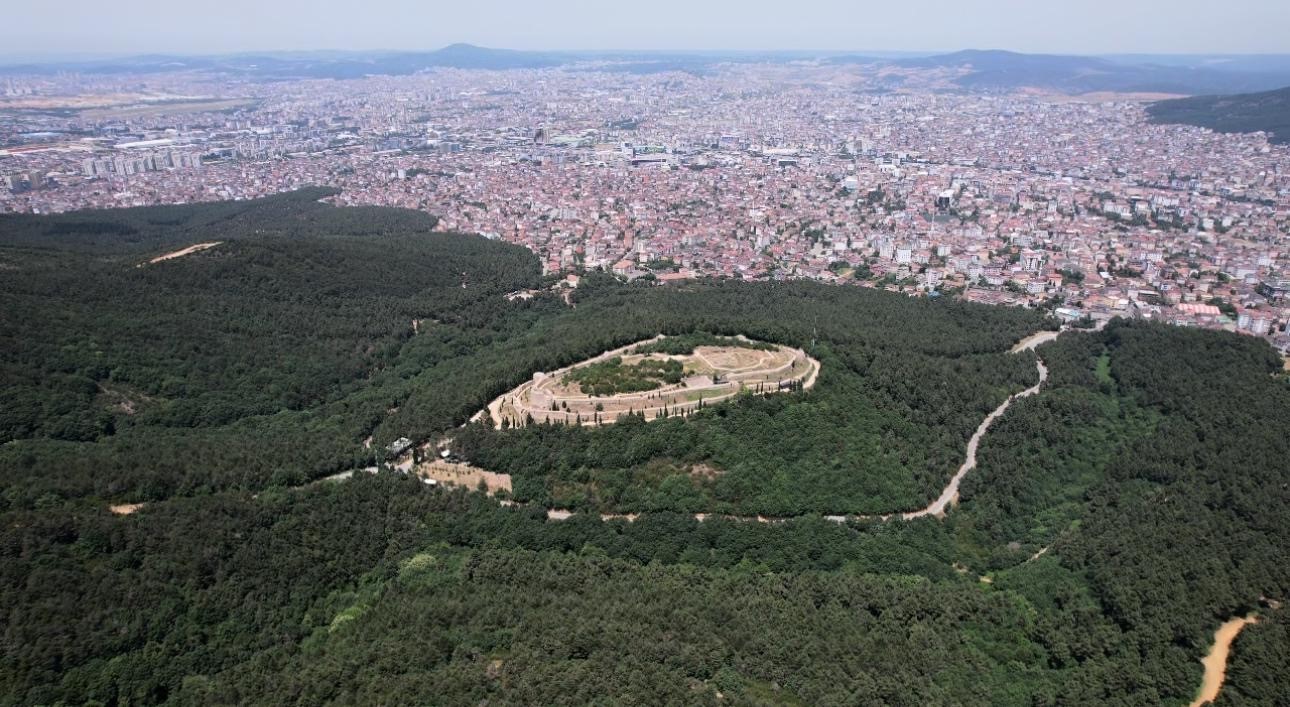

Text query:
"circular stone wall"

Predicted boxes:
[[482, 335, 820, 428]]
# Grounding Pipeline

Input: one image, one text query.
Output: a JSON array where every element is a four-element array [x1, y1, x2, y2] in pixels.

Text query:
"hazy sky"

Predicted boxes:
[[7, 0, 1290, 57]]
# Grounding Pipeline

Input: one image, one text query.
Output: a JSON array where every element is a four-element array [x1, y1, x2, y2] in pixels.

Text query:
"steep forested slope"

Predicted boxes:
[[2, 195, 1289, 705], [956, 322, 1290, 704], [0, 197, 1048, 512], [0, 190, 542, 502]]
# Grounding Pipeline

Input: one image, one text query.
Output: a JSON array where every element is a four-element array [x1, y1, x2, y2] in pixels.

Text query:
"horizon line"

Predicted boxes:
[[5, 45, 1290, 64]]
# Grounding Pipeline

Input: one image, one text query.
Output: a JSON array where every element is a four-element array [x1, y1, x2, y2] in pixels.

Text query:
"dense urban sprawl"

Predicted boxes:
[[3, 62, 1288, 349]]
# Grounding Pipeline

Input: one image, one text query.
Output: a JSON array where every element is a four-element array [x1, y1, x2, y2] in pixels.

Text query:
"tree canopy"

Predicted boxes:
[[2, 193, 1288, 705]]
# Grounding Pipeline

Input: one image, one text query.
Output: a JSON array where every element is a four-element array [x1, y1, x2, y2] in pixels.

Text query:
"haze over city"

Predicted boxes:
[[6, 0, 1290, 56]]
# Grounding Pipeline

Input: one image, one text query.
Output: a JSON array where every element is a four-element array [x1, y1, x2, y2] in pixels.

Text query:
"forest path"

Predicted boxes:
[[864, 321, 1100, 521], [472, 322, 1097, 525], [1190, 615, 1258, 707], [899, 356, 1047, 519], [541, 354, 1048, 524], [141, 241, 221, 266], [356, 323, 1107, 526]]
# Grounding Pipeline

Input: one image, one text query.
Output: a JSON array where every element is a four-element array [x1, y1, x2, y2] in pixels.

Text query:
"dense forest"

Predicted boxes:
[[1215, 612, 1290, 705], [0, 189, 543, 505], [448, 281, 1045, 515], [0, 193, 1049, 514], [3, 192, 1289, 705]]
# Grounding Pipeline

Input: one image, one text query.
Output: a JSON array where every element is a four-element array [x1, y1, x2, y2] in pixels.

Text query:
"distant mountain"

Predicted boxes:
[[417, 43, 564, 70], [1104, 54, 1290, 75], [0, 46, 825, 79], [0, 44, 566, 79], [1146, 86, 1290, 143], [5, 46, 1290, 95], [894, 49, 1290, 95]]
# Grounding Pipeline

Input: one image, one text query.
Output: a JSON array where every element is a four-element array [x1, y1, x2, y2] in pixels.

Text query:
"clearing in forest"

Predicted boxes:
[[416, 460, 513, 494], [143, 241, 222, 265], [1191, 615, 1259, 707], [485, 334, 819, 428]]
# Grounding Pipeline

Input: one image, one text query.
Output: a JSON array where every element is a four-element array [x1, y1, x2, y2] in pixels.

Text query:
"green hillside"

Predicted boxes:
[[1147, 86, 1290, 143], [2, 193, 1289, 705]]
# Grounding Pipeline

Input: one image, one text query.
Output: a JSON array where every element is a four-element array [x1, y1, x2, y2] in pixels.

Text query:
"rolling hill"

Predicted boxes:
[[3, 193, 1290, 704], [1147, 85, 1290, 143], [0, 44, 566, 79], [894, 49, 1290, 95]]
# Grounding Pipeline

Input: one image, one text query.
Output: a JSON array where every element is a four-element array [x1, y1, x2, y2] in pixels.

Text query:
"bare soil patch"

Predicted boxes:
[[143, 242, 221, 266], [1191, 615, 1259, 707], [79, 98, 257, 119], [1010, 330, 1061, 353], [689, 463, 724, 481], [96, 381, 154, 416], [417, 460, 512, 494]]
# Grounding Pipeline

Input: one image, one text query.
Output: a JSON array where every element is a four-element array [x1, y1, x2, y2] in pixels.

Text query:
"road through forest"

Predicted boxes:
[[481, 325, 1072, 524]]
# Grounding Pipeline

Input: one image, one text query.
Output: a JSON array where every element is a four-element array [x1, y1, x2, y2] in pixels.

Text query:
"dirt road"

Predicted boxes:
[[142, 241, 221, 266], [449, 324, 1079, 524], [1191, 615, 1258, 707], [901, 357, 1047, 519]]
